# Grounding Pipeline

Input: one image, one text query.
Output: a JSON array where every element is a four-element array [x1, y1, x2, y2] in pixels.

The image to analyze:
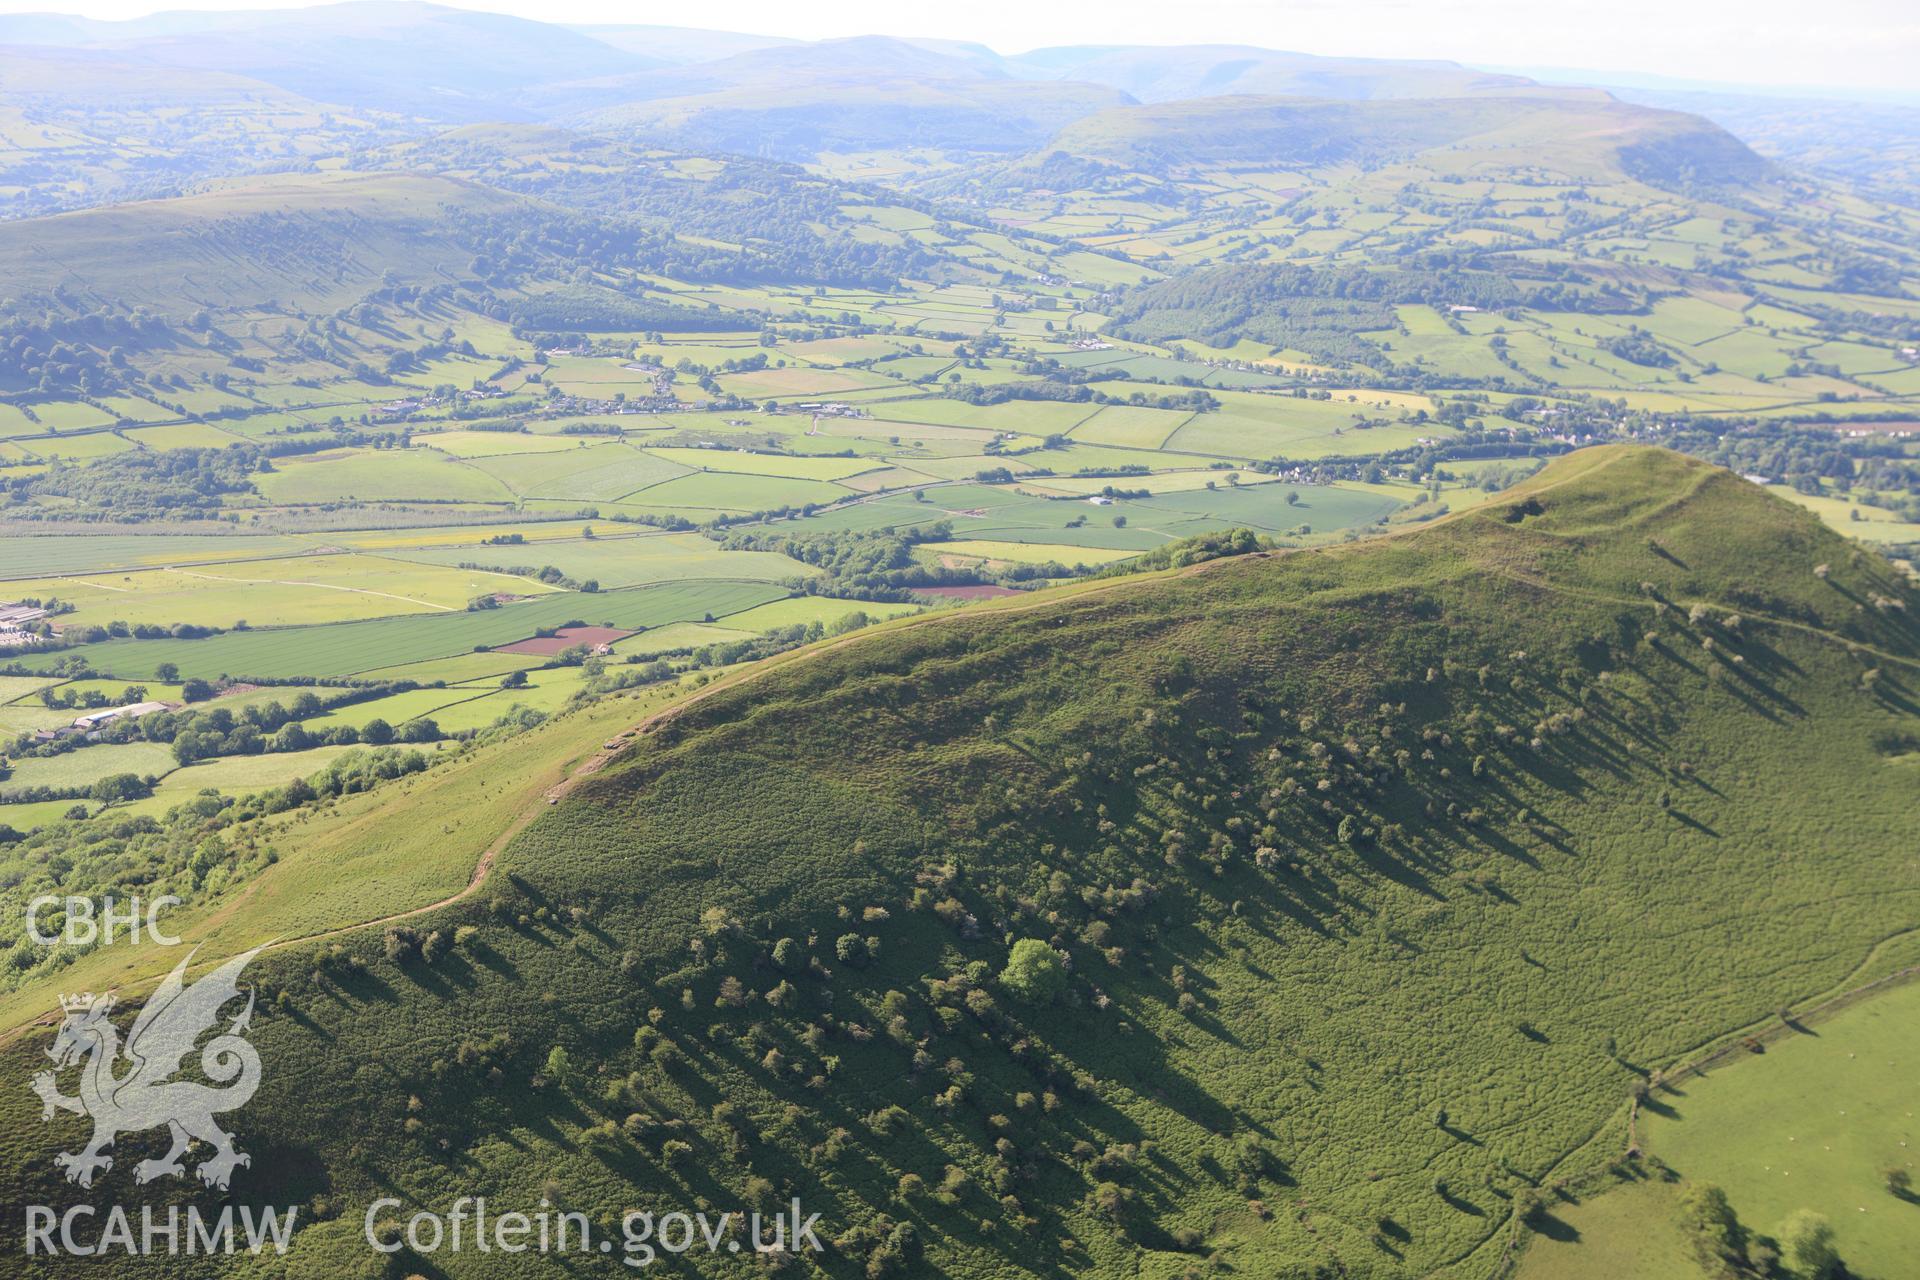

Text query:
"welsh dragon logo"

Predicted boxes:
[[31, 945, 265, 1190]]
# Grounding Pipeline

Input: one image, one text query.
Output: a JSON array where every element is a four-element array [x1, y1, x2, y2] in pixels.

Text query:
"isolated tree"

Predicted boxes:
[[999, 939, 1067, 1005], [89, 772, 148, 804]]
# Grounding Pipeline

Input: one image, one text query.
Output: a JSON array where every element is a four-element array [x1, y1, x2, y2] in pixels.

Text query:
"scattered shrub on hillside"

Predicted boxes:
[[544, 1045, 573, 1082], [383, 926, 422, 964]]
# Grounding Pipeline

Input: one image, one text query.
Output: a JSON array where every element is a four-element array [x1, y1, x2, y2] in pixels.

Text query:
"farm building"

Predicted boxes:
[[71, 701, 169, 731], [0, 602, 51, 648]]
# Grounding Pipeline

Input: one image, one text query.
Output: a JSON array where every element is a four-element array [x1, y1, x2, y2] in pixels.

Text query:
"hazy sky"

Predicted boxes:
[[4, 0, 1915, 94]]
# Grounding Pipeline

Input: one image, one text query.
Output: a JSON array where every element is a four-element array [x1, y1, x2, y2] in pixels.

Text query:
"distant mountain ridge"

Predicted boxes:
[[1004, 43, 1537, 102], [1030, 92, 1771, 189], [550, 36, 1136, 159], [0, 1, 1826, 192], [0, 3, 1552, 135], [0, 1, 649, 120]]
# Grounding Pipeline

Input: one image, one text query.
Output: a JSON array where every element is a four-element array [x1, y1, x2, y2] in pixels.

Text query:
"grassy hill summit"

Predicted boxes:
[[0, 445, 1912, 1277]]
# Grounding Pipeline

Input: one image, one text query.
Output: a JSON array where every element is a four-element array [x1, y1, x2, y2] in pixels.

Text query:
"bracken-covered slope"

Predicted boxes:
[[1, 446, 1915, 1279]]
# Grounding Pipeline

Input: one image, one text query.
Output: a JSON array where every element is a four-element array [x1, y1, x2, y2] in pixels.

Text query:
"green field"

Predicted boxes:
[[1636, 979, 1920, 1278], [608, 620, 755, 655], [354, 650, 545, 684], [467, 440, 692, 501], [711, 594, 920, 631], [419, 430, 592, 458], [0, 674, 63, 702], [389, 531, 815, 589], [625, 470, 854, 510], [0, 798, 98, 830], [62, 580, 790, 679], [645, 445, 886, 481], [121, 422, 248, 450], [4, 554, 536, 628], [1513, 1178, 1711, 1280], [1, 741, 176, 793], [124, 742, 370, 813], [256, 448, 516, 504]]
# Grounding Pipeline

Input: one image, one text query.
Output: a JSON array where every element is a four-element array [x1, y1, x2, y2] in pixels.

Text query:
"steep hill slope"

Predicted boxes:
[[1, 447, 1914, 1278]]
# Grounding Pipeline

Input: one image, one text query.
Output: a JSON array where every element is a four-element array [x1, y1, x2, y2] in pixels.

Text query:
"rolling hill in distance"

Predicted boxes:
[[0, 4, 1914, 1277], [1022, 93, 1765, 186]]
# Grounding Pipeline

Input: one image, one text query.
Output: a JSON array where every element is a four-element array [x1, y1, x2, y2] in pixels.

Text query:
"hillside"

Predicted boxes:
[[1036, 92, 1768, 186], [2, 446, 1913, 1278], [1607, 85, 1920, 189], [0, 171, 532, 309], [0, 45, 422, 216]]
